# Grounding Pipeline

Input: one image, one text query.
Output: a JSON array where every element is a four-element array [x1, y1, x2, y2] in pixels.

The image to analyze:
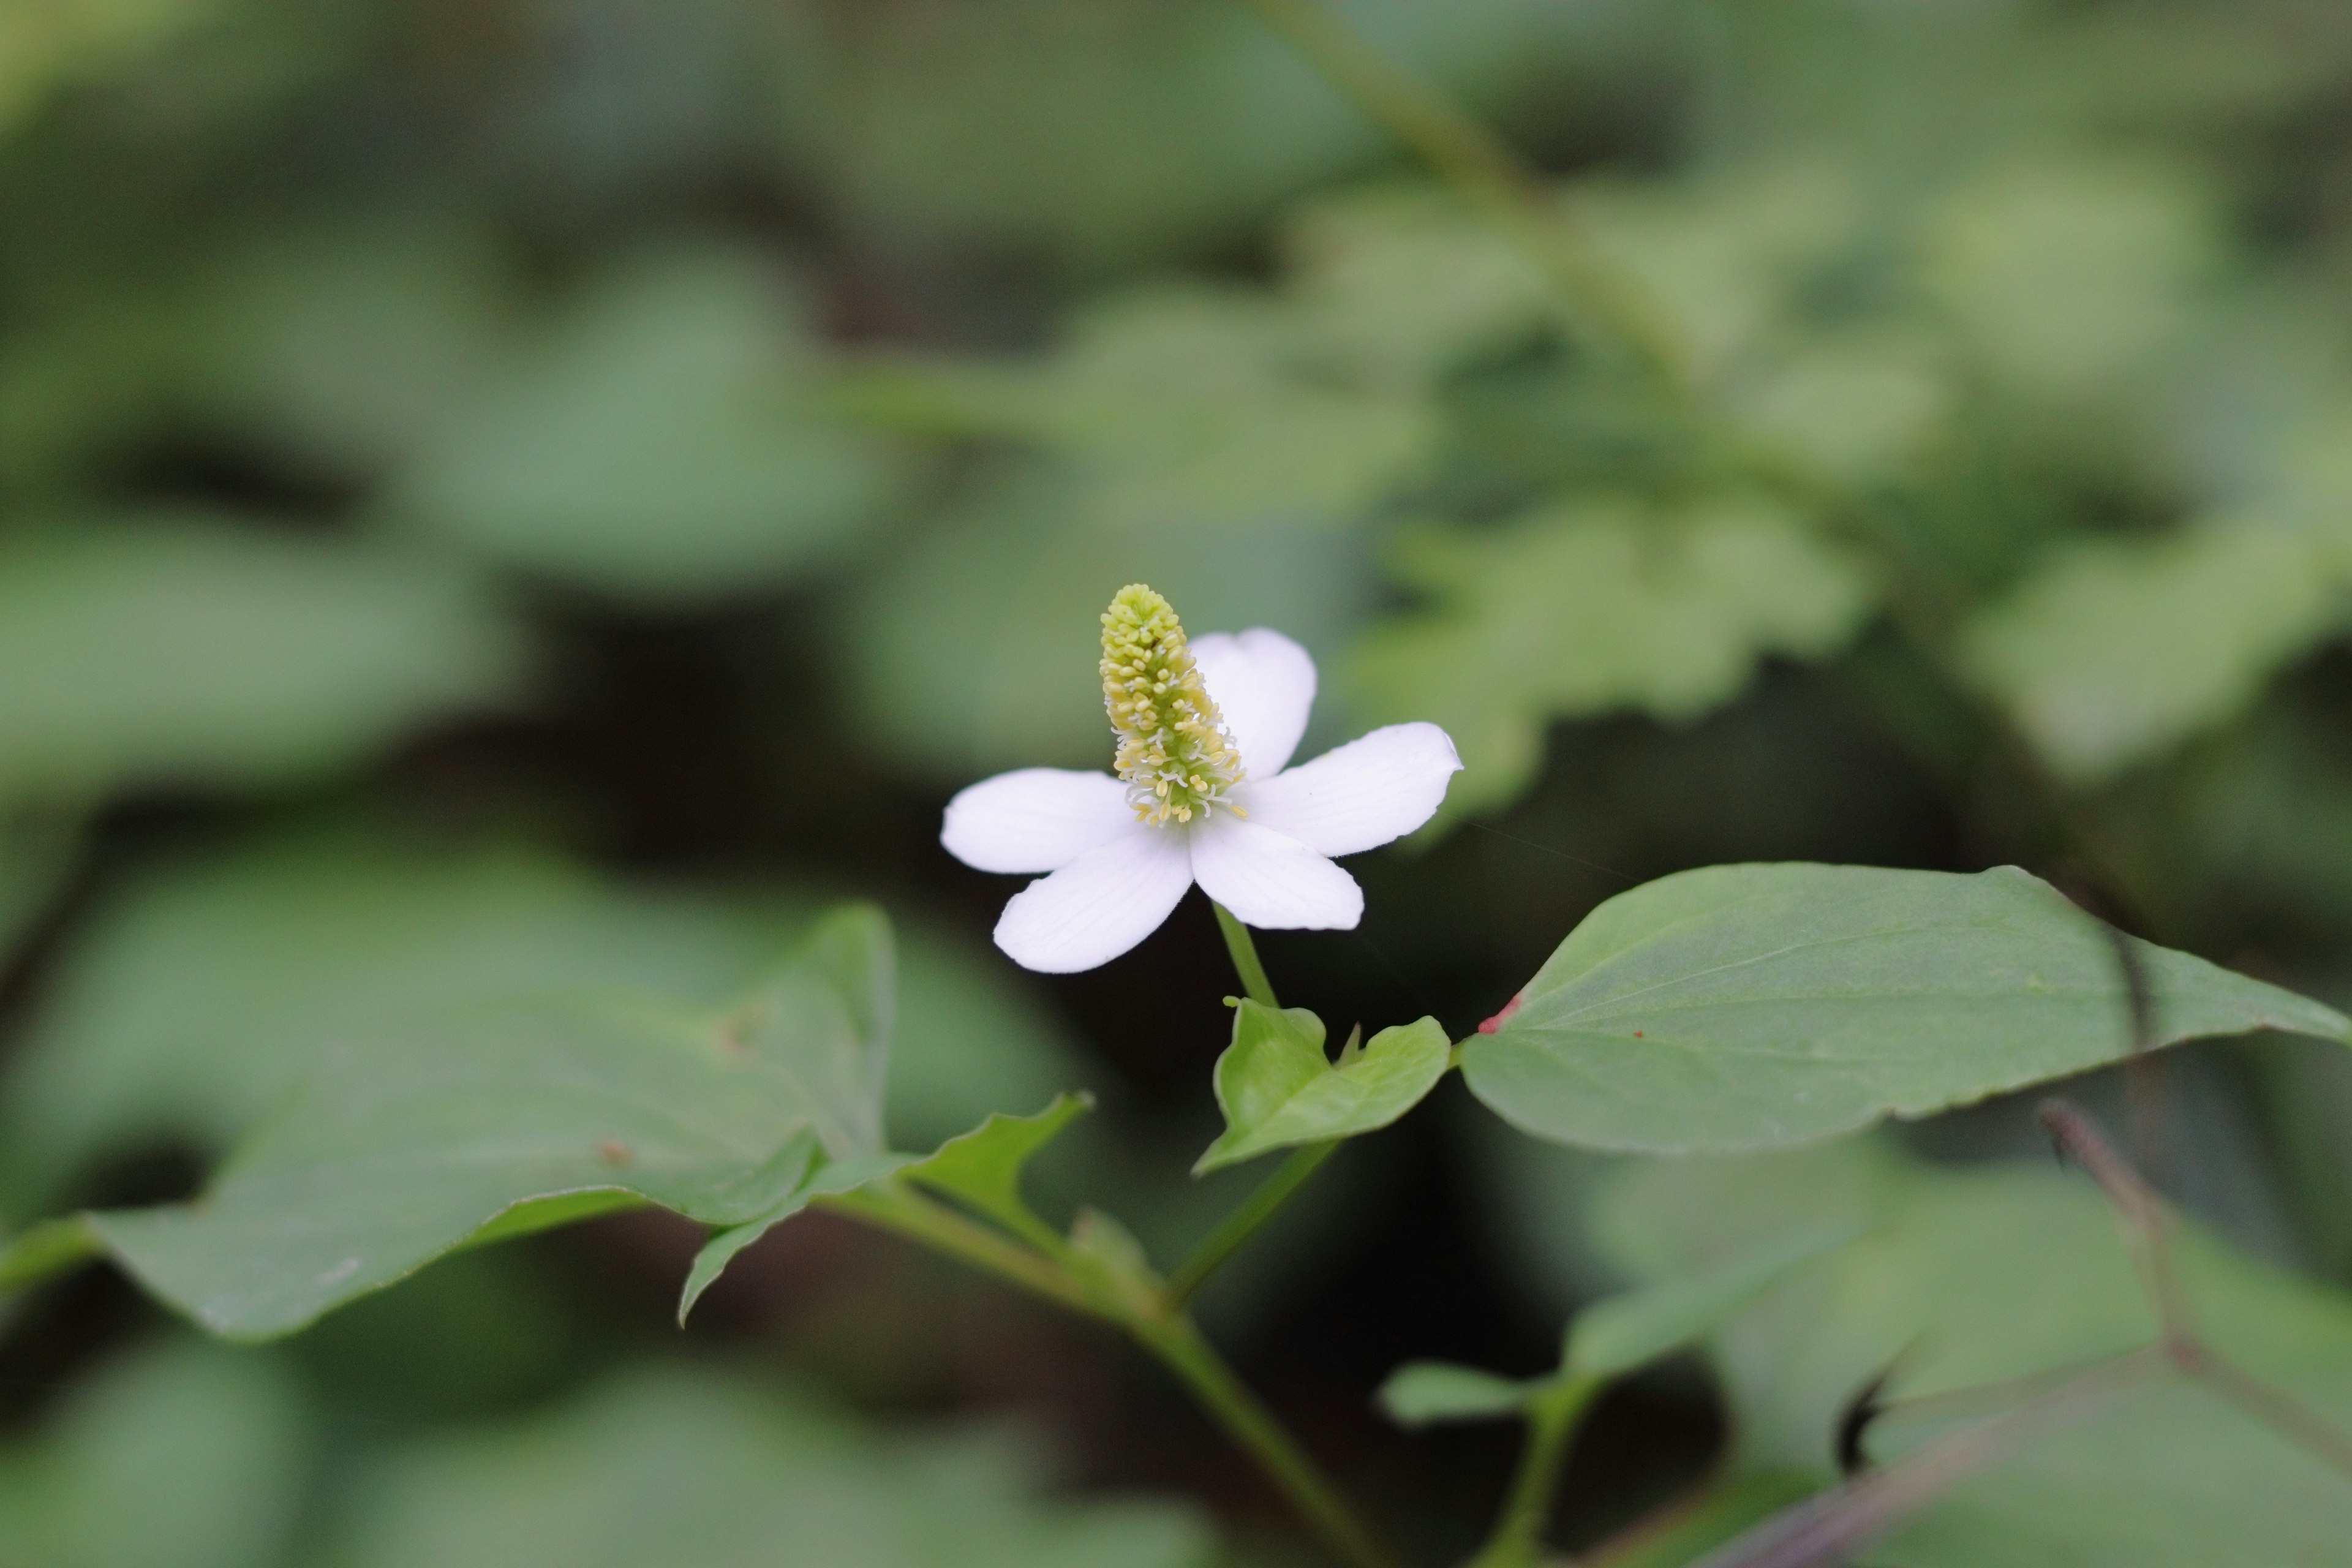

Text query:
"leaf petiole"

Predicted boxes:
[[1465, 1374, 1601, 1568], [1212, 902, 1280, 1008], [1163, 1139, 1340, 1307]]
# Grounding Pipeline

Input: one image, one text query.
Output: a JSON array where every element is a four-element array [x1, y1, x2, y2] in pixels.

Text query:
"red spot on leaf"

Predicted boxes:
[[599, 1140, 633, 1165], [1477, 992, 1525, 1035]]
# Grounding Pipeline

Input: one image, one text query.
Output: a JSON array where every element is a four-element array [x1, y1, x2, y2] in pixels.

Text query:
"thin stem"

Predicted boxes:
[[1164, 1139, 1340, 1306], [0, 1215, 101, 1294], [818, 1183, 1103, 1320], [826, 1182, 1401, 1568], [1468, 1376, 1600, 1568], [1213, 902, 1281, 1008], [1137, 1312, 1404, 1568], [1237, 0, 1685, 382]]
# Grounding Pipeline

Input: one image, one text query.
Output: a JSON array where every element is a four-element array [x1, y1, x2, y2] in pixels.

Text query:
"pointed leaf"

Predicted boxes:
[[676, 1150, 912, 1325], [903, 1092, 1095, 1235], [682, 1092, 1093, 1324], [1462, 864, 2350, 1153], [1196, 1005, 1449, 1174], [82, 904, 897, 1338], [1376, 1362, 1548, 1428]]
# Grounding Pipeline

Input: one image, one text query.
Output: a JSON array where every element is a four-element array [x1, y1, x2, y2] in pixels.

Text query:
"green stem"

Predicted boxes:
[[1468, 1376, 1600, 1568], [819, 1183, 1104, 1319], [0, 1215, 102, 1294], [1213, 902, 1281, 1008], [1164, 1139, 1340, 1306], [1237, 0, 1685, 382], [825, 1181, 1400, 1568], [1137, 1312, 1404, 1568]]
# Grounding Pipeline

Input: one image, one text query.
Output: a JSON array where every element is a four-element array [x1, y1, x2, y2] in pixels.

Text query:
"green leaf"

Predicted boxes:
[[1, 831, 1074, 1219], [864, 287, 1435, 531], [1564, 1229, 1849, 1380], [1592, 1140, 2352, 1564], [1351, 494, 1873, 814], [0, 519, 523, 804], [1282, 182, 1556, 389], [1961, 525, 2341, 785], [905, 1093, 1095, 1235], [0, 0, 224, 134], [1195, 1005, 1450, 1174], [81, 903, 897, 1338], [0, 1338, 309, 1568], [1375, 1362, 1548, 1428], [383, 247, 905, 601], [680, 1093, 1096, 1323], [1920, 153, 2219, 405], [1461, 862, 2350, 1153], [0, 832, 812, 1213], [335, 1366, 1216, 1568]]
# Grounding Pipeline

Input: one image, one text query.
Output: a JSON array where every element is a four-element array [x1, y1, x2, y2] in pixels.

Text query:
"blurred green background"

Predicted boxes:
[[10, 0, 2352, 1563]]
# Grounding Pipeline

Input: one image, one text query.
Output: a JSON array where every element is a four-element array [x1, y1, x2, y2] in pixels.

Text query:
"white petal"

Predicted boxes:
[[993, 823, 1194, 972], [1191, 628, 1316, 778], [943, 768, 1135, 873], [1240, 723, 1462, 858], [1188, 813, 1363, 931]]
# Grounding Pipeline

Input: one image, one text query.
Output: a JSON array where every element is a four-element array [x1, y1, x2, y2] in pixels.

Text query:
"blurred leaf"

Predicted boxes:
[[1281, 182, 1556, 388], [0, 833, 801, 1210], [0, 1338, 307, 1568], [0, 519, 523, 804], [83, 904, 899, 1338], [193, 217, 517, 474], [1461, 862, 2349, 1153], [1194, 1005, 1448, 1173], [0, 829, 1077, 1215], [841, 464, 1374, 777], [1593, 1141, 2352, 1564], [1920, 153, 2222, 408], [336, 1366, 1215, 1568], [1722, 330, 1951, 486], [0, 0, 222, 134], [0, 811, 75, 960], [771, 0, 1600, 269], [1376, 1361, 1545, 1427], [1577, 161, 1860, 385], [1351, 494, 1873, 814], [870, 287, 1436, 529], [1564, 1229, 1845, 1381], [1962, 524, 2343, 785], [384, 247, 904, 601]]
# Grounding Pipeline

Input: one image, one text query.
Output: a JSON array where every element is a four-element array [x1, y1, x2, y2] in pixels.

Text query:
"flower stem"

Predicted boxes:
[[1466, 1376, 1600, 1567], [1212, 901, 1280, 1008], [1163, 1139, 1340, 1306], [1134, 1311, 1404, 1568]]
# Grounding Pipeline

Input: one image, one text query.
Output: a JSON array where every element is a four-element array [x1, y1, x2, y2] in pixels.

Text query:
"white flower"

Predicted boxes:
[[941, 584, 1461, 973]]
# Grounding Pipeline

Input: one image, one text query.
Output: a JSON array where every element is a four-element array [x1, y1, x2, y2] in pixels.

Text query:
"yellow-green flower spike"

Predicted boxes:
[[1100, 584, 1244, 826]]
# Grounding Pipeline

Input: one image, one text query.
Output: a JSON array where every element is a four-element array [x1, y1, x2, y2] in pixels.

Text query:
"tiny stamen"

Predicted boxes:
[[1100, 584, 1245, 827]]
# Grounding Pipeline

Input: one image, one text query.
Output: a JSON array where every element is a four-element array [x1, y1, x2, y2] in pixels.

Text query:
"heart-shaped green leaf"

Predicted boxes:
[[1463, 863, 2350, 1154], [1195, 1005, 1450, 1174], [85, 904, 897, 1340]]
